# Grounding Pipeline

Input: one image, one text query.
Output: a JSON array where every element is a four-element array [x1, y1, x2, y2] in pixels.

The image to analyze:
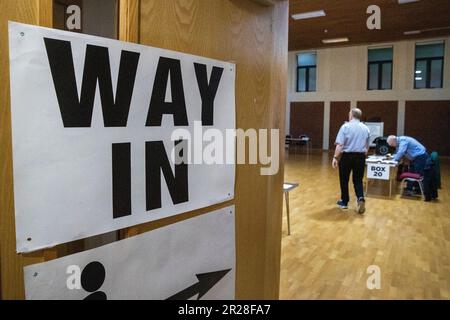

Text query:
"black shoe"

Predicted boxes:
[[337, 200, 348, 209], [357, 197, 366, 214]]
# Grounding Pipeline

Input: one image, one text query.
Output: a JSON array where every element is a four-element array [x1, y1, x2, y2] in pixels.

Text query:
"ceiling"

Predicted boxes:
[[289, 0, 450, 51]]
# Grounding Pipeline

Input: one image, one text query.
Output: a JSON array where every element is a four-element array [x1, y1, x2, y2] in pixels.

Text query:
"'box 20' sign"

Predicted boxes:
[[367, 164, 390, 180]]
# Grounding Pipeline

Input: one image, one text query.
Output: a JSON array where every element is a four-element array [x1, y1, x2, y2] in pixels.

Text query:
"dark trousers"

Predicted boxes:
[[339, 152, 366, 204], [407, 153, 429, 190]]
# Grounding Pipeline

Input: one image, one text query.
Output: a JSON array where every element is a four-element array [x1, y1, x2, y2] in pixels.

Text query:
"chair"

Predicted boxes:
[[285, 135, 292, 148], [399, 172, 425, 200], [298, 134, 308, 146], [298, 134, 311, 153]]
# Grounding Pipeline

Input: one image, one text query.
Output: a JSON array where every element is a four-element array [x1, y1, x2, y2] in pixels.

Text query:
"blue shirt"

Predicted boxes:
[[335, 119, 370, 153], [393, 136, 427, 162]]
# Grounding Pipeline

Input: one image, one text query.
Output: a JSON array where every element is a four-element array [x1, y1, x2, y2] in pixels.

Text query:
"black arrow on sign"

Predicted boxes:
[[166, 269, 232, 300]]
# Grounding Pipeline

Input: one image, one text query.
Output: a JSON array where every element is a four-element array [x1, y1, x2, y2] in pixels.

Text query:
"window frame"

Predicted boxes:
[[297, 65, 316, 92], [367, 47, 393, 91], [296, 53, 317, 93], [367, 60, 393, 90], [414, 41, 445, 89], [414, 56, 444, 89]]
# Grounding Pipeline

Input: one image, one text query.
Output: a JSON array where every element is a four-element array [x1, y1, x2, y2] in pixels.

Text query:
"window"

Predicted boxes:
[[414, 42, 445, 89], [297, 52, 316, 92], [367, 47, 393, 90]]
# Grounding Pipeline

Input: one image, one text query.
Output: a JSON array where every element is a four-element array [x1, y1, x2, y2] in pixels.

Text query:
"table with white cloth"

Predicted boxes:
[[365, 155, 398, 198], [286, 137, 311, 154]]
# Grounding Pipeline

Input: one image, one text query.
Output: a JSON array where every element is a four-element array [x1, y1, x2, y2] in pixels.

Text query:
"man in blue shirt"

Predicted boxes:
[[332, 108, 370, 214], [387, 135, 429, 193]]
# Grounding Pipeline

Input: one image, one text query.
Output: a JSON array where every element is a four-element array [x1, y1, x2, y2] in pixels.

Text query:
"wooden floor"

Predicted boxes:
[[280, 150, 450, 299]]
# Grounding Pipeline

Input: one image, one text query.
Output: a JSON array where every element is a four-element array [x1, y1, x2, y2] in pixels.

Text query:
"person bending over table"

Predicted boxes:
[[386, 135, 429, 196]]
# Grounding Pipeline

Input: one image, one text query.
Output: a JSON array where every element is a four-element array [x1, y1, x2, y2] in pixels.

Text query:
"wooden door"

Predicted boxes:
[[0, 0, 288, 299]]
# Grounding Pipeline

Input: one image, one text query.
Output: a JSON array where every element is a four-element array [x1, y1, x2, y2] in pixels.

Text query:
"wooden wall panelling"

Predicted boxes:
[[289, 102, 324, 149], [329, 101, 351, 149], [118, 0, 288, 299], [405, 100, 450, 156], [0, 0, 54, 300], [289, 0, 450, 51], [357, 101, 398, 136], [38, 0, 53, 27], [118, 0, 138, 43], [262, 0, 288, 297]]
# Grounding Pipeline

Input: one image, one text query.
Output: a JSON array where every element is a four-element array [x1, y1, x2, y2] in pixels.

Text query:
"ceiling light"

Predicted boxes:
[[404, 26, 450, 36], [398, 0, 420, 4], [404, 30, 421, 35], [322, 37, 349, 44], [415, 77, 423, 81], [415, 70, 422, 74], [292, 10, 326, 20]]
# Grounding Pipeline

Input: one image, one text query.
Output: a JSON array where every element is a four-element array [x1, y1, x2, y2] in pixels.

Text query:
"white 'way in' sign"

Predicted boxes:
[[9, 22, 235, 252]]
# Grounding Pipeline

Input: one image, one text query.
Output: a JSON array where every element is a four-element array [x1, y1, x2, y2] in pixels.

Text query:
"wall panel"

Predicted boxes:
[[290, 102, 324, 149], [357, 101, 398, 136], [405, 100, 450, 156], [134, 0, 288, 299], [0, 0, 53, 300], [329, 101, 351, 149]]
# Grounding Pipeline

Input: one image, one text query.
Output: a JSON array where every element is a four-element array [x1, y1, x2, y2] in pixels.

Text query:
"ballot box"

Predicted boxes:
[[366, 155, 398, 198]]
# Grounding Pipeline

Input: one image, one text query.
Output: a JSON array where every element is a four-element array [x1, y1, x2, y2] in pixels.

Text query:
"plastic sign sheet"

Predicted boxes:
[[24, 206, 235, 300], [8, 22, 235, 252]]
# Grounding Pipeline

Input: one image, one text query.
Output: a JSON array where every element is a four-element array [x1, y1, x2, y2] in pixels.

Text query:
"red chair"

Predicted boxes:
[[399, 172, 425, 200]]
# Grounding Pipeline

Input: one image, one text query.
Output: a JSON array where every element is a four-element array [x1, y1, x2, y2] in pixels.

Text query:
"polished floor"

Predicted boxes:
[[280, 150, 450, 299]]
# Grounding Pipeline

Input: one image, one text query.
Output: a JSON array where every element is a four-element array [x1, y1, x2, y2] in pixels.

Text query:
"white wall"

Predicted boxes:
[[286, 37, 450, 149]]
